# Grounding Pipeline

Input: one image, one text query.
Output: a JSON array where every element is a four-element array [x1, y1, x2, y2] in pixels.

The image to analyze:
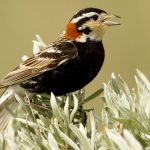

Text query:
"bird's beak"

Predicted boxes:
[[100, 14, 120, 26]]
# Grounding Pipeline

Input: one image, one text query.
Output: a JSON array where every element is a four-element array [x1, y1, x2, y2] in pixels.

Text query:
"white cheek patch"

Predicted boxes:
[[75, 30, 103, 43], [72, 12, 98, 23], [78, 25, 86, 31]]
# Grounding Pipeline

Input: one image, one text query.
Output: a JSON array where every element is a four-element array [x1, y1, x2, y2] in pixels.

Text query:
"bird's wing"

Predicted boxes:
[[0, 40, 78, 88]]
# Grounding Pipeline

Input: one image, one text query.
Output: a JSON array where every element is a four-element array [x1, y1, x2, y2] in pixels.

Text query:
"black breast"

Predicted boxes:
[[73, 40, 105, 79]]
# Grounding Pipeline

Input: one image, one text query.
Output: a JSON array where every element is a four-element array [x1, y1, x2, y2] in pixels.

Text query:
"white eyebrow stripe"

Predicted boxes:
[[71, 12, 98, 23]]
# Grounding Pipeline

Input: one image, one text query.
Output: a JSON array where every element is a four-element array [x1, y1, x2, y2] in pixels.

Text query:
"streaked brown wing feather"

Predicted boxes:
[[0, 58, 57, 87], [0, 40, 78, 88], [0, 68, 41, 87], [20, 56, 56, 69]]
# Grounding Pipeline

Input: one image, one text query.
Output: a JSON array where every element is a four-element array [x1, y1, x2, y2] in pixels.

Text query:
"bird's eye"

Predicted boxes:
[[92, 15, 98, 20], [82, 27, 91, 34]]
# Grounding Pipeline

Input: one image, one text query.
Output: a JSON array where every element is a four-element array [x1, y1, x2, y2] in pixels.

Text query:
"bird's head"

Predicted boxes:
[[64, 8, 120, 42]]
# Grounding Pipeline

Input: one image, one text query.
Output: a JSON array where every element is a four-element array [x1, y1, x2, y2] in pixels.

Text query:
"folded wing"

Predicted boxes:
[[0, 39, 78, 88]]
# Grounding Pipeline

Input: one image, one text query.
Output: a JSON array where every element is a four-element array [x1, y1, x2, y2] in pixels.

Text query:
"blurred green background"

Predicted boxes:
[[0, 0, 150, 114]]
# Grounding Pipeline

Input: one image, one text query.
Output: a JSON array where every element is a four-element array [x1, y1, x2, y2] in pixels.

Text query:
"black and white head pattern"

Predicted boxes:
[[70, 8, 108, 42]]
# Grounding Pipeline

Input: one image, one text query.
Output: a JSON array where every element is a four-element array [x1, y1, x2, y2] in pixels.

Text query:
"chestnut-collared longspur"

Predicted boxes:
[[0, 8, 119, 131]]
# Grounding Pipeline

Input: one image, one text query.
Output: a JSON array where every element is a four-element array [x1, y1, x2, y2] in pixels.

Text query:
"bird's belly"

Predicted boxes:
[[45, 65, 99, 95]]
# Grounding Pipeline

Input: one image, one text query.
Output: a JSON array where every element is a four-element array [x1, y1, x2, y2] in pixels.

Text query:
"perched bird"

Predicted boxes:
[[0, 8, 120, 131]]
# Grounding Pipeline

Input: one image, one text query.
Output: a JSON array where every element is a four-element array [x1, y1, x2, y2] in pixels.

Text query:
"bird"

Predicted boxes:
[[0, 7, 120, 132]]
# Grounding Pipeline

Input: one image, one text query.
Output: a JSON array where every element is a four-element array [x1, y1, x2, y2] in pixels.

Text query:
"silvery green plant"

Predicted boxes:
[[1, 70, 150, 150], [0, 35, 150, 149], [103, 70, 150, 149]]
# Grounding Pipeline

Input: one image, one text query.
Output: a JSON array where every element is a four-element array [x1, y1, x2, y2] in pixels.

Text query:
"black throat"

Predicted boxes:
[[72, 39, 105, 82], [73, 39, 105, 65]]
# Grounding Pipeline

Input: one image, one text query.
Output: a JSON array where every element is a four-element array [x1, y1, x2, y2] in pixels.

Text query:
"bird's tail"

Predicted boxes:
[[0, 87, 18, 133]]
